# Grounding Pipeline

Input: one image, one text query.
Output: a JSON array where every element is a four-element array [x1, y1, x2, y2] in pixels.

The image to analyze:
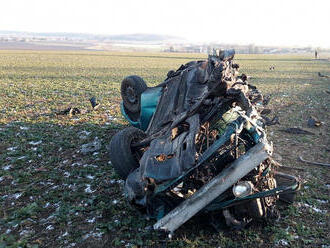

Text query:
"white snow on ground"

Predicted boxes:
[[7, 146, 17, 151], [29, 140, 42, 145], [46, 225, 54, 230], [112, 199, 118, 205], [276, 239, 289, 246], [17, 156, 26, 160], [71, 162, 81, 167], [317, 199, 328, 204], [20, 126, 30, 130], [3, 165, 12, 170], [302, 203, 327, 214], [83, 164, 97, 168], [64, 172, 71, 177], [109, 179, 124, 185], [84, 184, 95, 193], [12, 192, 22, 199], [86, 217, 95, 223], [79, 130, 91, 139], [86, 175, 94, 180], [82, 230, 103, 240], [20, 229, 33, 236]]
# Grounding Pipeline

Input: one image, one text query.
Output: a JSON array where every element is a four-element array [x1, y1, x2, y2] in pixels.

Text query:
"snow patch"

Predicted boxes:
[[303, 203, 327, 214], [276, 239, 289, 246], [84, 184, 95, 193], [3, 164, 12, 170], [7, 146, 17, 151], [86, 217, 95, 223], [12, 192, 22, 199], [64, 172, 71, 177], [29, 140, 42, 145], [46, 225, 54, 230]]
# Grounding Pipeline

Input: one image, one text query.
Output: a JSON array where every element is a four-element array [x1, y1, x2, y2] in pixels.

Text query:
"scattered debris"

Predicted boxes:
[[262, 94, 272, 106], [299, 155, 330, 167], [89, 96, 100, 110], [307, 116, 322, 127], [262, 115, 280, 126], [279, 128, 314, 135], [57, 107, 81, 116], [269, 65, 275, 71], [318, 72, 329, 78]]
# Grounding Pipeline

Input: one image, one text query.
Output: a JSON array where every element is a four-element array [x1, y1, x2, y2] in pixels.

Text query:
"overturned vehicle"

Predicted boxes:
[[109, 50, 299, 234]]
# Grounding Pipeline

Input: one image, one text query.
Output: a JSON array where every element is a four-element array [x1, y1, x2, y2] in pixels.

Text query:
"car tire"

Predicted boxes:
[[121, 75, 147, 113], [109, 127, 146, 179]]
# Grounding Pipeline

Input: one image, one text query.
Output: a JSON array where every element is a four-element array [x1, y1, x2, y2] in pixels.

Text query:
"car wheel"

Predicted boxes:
[[121, 75, 147, 113], [109, 127, 146, 179]]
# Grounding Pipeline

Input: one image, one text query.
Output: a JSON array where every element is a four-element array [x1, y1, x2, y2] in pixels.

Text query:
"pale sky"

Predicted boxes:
[[1, 0, 329, 48]]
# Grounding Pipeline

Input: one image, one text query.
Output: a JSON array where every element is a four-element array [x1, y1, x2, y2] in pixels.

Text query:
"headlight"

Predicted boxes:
[[232, 181, 253, 198]]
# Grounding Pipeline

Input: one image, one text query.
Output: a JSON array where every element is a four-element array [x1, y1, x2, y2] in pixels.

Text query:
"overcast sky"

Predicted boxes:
[[1, 0, 329, 48]]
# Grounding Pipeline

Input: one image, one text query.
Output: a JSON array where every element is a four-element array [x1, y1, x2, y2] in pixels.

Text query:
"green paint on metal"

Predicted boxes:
[[205, 182, 300, 212], [140, 87, 162, 131], [120, 87, 162, 131]]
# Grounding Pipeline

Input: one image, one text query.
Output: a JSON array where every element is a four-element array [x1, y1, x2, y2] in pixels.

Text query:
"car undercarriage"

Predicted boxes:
[[109, 49, 300, 235]]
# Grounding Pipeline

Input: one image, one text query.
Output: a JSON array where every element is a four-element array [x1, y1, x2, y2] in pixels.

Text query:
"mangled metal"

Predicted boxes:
[[109, 49, 300, 234]]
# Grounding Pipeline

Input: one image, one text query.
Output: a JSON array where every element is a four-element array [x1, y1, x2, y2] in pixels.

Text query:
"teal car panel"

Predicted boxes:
[[121, 86, 162, 131]]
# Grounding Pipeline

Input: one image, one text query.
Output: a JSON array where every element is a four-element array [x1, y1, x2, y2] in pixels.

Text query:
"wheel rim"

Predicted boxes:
[[125, 86, 138, 104]]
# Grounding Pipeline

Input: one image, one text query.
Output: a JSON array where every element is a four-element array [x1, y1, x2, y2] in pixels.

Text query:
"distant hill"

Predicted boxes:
[[0, 31, 183, 43]]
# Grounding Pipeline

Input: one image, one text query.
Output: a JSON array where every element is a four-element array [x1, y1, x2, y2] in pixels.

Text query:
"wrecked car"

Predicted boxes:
[[109, 49, 300, 235]]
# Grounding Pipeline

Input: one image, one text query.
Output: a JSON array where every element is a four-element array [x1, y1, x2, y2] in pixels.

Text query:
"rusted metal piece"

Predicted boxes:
[[153, 142, 272, 233], [299, 156, 330, 167]]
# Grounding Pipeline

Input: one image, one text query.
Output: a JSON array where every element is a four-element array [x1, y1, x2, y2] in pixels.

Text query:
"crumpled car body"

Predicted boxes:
[[109, 49, 299, 234]]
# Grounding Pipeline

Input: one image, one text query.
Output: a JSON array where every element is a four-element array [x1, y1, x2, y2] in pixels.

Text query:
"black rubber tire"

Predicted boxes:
[[109, 127, 146, 179], [121, 75, 147, 113]]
